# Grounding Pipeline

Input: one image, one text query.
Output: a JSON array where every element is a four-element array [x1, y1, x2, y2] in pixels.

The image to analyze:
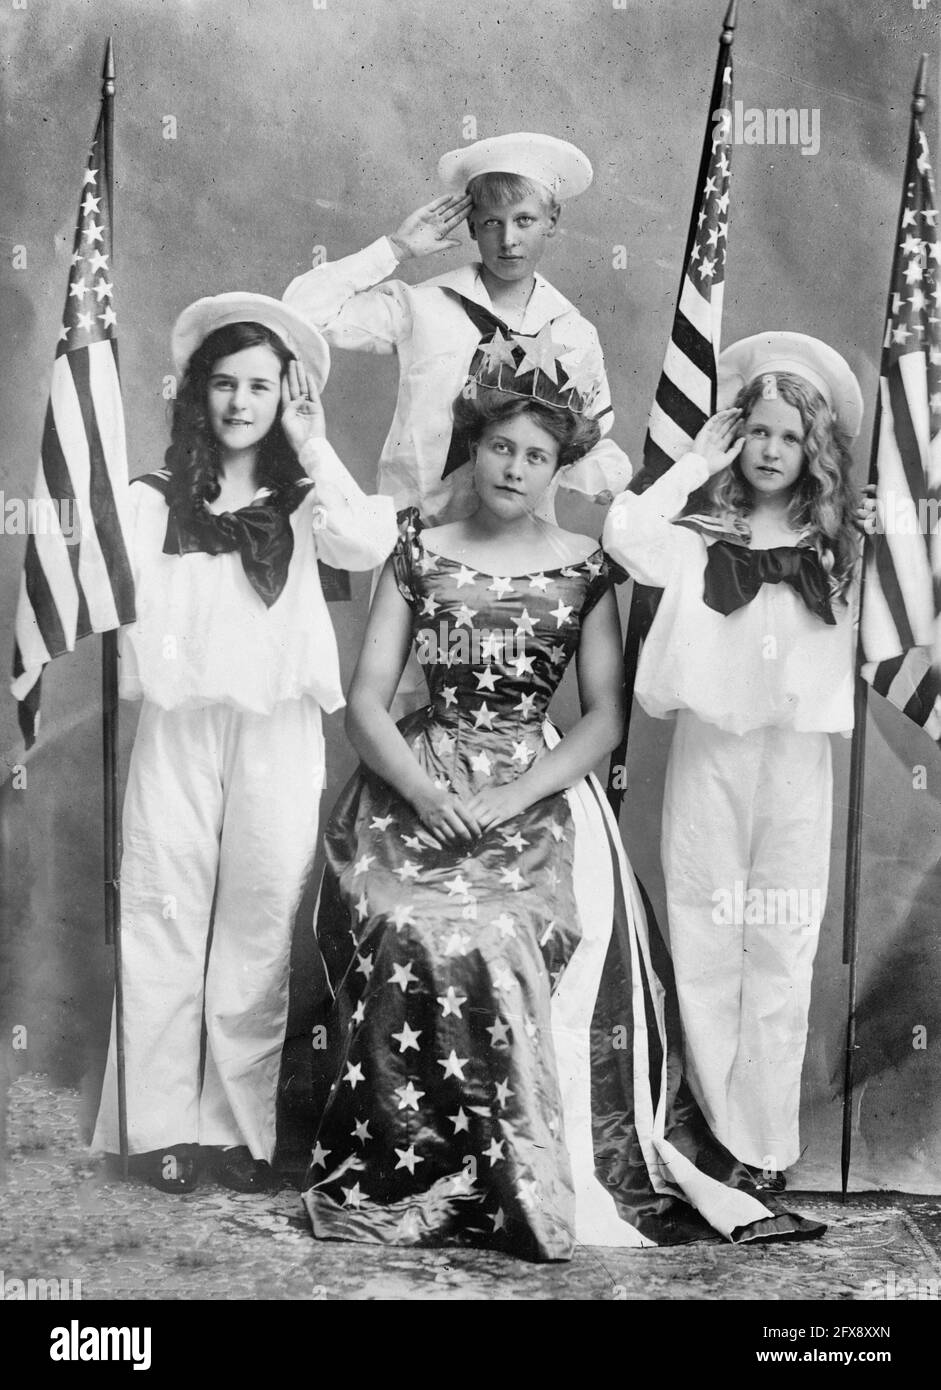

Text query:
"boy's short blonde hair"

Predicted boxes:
[[466, 172, 559, 217]]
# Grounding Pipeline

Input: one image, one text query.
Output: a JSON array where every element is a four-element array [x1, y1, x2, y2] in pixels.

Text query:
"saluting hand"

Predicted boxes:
[[390, 193, 474, 261], [280, 358, 326, 454], [692, 408, 745, 477]]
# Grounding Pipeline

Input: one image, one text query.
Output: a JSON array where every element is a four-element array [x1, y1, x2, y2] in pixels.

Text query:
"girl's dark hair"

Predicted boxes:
[[685, 371, 860, 598], [450, 385, 600, 471], [165, 321, 299, 513]]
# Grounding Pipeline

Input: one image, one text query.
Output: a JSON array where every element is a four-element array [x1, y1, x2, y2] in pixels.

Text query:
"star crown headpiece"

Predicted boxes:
[[462, 325, 600, 416]]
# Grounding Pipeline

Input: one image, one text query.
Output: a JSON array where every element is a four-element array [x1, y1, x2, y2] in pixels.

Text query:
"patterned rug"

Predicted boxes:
[[2, 1075, 939, 1301]]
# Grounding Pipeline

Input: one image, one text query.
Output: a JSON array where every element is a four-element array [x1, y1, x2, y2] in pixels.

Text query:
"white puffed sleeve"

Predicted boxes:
[[298, 437, 397, 571], [602, 452, 710, 587]]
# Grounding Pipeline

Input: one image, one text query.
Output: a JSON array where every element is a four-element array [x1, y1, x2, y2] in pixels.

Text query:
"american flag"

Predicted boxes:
[[633, 33, 733, 488], [860, 114, 941, 743], [10, 104, 135, 747]]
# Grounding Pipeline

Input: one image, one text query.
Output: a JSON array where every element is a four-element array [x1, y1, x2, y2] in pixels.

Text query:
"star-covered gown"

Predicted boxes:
[[302, 510, 824, 1259]]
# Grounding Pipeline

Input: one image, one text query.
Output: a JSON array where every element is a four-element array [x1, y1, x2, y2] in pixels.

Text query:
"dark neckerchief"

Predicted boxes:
[[679, 527, 836, 625], [440, 291, 612, 481], [136, 471, 312, 608]]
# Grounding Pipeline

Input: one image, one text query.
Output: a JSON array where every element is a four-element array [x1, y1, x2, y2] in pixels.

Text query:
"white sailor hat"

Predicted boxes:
[[171, 292, 330, 390], [438, 132, 593, 202], [717, 331, 863, 439]]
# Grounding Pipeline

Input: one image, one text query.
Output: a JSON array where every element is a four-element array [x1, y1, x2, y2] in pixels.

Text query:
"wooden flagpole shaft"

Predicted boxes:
[[99, 35, 128, 1176]]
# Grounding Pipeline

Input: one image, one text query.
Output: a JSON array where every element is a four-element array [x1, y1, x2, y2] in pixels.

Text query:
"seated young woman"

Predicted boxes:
[[300, 342, 824, 1260]]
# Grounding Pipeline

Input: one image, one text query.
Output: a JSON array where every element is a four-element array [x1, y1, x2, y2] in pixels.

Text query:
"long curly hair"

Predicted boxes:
[[164, 321, 300, 515], [450, 385, 600, 472], [685, 372, 860, 598]]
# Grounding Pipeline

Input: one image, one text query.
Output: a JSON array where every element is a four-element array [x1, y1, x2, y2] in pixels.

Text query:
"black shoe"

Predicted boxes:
[[215, 1145, 274, 1193], [126, 1144, 198, 1193], [745, 1164, 787, 1193]]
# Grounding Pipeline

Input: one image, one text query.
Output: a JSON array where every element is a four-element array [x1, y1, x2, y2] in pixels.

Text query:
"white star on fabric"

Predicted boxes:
[[470, 750, 492, 777], [547, 644, 566, 667], [492, 913, 516, 938], [88, 248, 109, 273], [395, 860, 421, 882], [559, 566, 579, 579], [528, 573, 551, 592], [447, 1169, 477, 1196], [549, 821, 566, 843], [445, 872, 471, 898], [355, 953, 374, 980], [400, 833, 425, 852], [394, 1080, 425, 1112], [473, 703, 495, 731], [415, 551, 437, 574], [441, 685, 458, 708], [311, 1141, 331, 1168], [76, 310, 94, 333], [494, 1079, 515, 1108], [511, 740, 533, 767], [394, 1145, 424, 1175], [450, 1107, 470, 1134], [391, 1021, 422, 1053], [479, 632, 504, 662], [355, 892, 369, 922], [549, 600, 574, 628], [93, 277, 114, 302], [437, 1050, 469, 1080], [586, 557, 604, 580], [511, 651, 535, 678], [83, 220, 105, 245], [68, 277, 88, 301], [342, 1182, 366, 1208], [351, 999, 366, 1025], [511, 323, 561, 383], [483, 1137, 505, 1165], [490, 1208, 506, 1231], [514, 693, 537, 719], [353, 853, 375, 876], [352, 1118, 372, 1142], [370, 814, 395, 832], [455, 603, 477, 628], [344, 1061, 365, 1089], [443, 929, 471, 957], [391, 903, 417, 932], [420, 595, 440, 617], [82, 166, 98, 186], [57, 326, 69, 344], [488, 575, 514, 599], [486, 1018, 511, 1046], [514, 608, 536, 637], [475, 666, 498, 692], [519, 1178, 540, 1210], [500, 830, 528, 853], [390, 961, 418, 992], [499, 866, 525, 891], [432, 731, 455, 757], [492, 965, 515, 993], [437, 986, 467, 1018], [453, 564, 478, 588]]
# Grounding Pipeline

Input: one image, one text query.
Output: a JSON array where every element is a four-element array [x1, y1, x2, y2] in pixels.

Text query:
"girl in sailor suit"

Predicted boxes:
[[604, 333, 870, 1190], [92, 294, 396, 1192]]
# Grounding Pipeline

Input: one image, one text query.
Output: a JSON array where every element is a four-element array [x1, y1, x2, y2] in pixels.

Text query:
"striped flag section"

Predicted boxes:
[[10, 104, 135, 747], [632, 25, 733, 489], [860, 111, 941, 743]]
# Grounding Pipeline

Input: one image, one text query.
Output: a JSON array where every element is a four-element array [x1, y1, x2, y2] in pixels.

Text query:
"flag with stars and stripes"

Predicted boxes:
[[860, 113, 941, 744], [632, 39, 733, 490], [10, 103, 135, 747]]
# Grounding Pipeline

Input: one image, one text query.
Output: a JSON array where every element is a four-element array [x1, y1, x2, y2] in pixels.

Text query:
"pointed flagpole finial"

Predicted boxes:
[[721, 0, 737, 45], [912, 52, 928, 114], [102, 36, 115, 96]]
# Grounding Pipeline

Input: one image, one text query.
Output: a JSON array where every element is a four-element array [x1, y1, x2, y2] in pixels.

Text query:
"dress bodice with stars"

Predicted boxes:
[[392, 508, 618, 789]]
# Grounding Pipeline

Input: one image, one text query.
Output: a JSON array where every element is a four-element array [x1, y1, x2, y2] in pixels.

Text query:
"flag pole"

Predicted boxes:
[[840, 52, 930, 1202], [606, 0, 737, 815], [99, 35, 128, 1176]]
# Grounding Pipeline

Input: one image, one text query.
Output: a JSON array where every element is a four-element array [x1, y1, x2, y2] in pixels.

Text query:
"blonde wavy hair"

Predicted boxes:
[[684, 372, 861, 598]]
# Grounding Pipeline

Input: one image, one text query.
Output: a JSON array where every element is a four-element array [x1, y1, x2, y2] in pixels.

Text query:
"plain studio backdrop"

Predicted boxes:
[[0, 0, 939, 1190]]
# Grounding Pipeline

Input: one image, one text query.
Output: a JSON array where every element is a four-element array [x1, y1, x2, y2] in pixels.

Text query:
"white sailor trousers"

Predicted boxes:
[[661, 710, 832, 1171], [93, 696, 324, 1161]]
